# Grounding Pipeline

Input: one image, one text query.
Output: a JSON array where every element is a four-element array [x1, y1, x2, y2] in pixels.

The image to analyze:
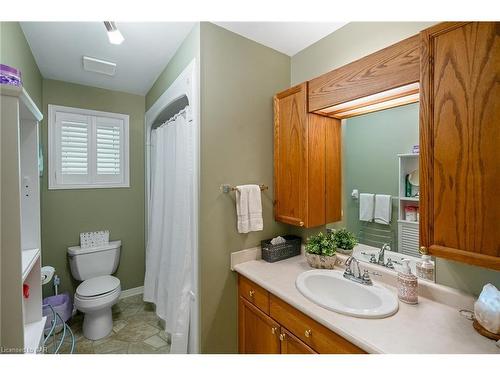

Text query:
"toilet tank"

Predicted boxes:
[[67, 240, 121, 281]]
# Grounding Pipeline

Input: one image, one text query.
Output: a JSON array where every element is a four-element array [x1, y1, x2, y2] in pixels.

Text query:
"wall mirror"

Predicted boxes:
[[328, 101, 430, 278]]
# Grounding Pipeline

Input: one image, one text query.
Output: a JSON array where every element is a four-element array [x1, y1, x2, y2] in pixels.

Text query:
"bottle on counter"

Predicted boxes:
[[416, 254, 435, 281], [397, 259, 418, 305]]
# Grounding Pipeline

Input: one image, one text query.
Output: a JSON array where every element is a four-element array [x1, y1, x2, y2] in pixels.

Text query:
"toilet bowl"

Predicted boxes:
[[74, 275, 121, 340], [67, 240, 122, 340]]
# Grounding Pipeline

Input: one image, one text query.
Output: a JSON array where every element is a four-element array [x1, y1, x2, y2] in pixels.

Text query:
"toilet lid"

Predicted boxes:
[[77, 275, 120, 297]]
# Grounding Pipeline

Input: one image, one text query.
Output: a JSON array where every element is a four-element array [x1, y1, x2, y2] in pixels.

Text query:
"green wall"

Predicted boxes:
[[0, 22, 42, 108], [199, 22, 290, 353], [41, 79, 146, 296], [343, 103, 419, 251], [146, 24, 200, 110], [291, 22, 437, 85], [290, 21, 499, 296]]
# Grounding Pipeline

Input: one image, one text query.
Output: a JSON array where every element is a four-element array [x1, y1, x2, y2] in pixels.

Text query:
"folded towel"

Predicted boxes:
[[359, 193, 374, 222], [374, 194, 392, 225], [236, 185, 263, 233]]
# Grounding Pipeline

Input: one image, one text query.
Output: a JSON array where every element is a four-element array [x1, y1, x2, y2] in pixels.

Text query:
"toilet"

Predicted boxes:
[[67, 240, 122, 340]]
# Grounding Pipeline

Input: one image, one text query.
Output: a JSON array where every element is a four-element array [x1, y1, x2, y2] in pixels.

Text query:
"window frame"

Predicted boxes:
[[48, 104, 130, 190]]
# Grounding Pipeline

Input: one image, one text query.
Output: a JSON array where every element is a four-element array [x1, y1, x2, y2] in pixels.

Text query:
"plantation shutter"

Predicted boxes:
[[49, 105, 129, 189], [55, 112, 91, 185], [94, 116, 125, 184]]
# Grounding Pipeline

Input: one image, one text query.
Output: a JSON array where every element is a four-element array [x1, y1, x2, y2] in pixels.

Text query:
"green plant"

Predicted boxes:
[[305, 231, 336, 257], [332, 228, 358, 250]]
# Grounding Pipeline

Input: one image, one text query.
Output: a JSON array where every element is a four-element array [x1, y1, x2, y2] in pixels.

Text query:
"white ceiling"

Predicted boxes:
[[20, 22, 195, 95], [213, 22, 348, 56], [20, 22, 347, 95]]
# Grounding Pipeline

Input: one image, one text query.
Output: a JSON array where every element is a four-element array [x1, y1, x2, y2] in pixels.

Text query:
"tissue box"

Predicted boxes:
[[261, 235, 301, 263]]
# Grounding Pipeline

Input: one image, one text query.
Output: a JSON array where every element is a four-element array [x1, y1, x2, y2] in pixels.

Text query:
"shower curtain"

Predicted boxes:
[[143, 108, 194, 354]]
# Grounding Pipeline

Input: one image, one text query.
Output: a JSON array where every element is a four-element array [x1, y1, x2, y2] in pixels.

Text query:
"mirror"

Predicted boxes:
[[328, 102, 430, 277]]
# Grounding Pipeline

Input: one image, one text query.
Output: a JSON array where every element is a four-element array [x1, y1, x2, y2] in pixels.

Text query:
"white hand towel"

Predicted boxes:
[[374, 194, 392, 225], [359, 193, 374, 222], [236, 185, 263, 233]]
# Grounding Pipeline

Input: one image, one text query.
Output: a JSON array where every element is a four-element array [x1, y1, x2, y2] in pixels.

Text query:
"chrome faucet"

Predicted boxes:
[[377, 243, 390, 265], [343, 256, 373, 285], [368, 243, 395, 269]]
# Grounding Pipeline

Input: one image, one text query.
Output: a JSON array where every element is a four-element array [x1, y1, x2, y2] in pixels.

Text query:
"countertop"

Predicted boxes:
[[233, 255, 500, 354]]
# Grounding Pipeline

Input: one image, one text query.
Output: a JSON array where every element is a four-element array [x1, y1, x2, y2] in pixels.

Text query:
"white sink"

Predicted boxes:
[[296, 269, 399, 318]]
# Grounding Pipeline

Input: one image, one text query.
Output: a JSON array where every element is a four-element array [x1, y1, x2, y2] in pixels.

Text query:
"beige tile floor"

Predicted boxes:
[[46, 294, 171, 354]]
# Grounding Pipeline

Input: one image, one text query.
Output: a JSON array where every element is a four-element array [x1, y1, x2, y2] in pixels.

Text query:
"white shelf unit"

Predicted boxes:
[[1, 84, 44, 353], [397, 153, 420, 258]]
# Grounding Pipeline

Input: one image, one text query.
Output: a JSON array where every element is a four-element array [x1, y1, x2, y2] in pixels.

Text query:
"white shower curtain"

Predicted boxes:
[[143, 108, 194, 354]]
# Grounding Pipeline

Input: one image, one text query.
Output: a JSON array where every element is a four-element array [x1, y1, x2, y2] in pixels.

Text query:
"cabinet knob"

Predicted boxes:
[[271, 327, 277, 335], [419, 246, 428, 255], [299, 221, 304, 227], [279, 333, 286, 341], [249, 290, 255, 298], [304, 329, 312, 338]]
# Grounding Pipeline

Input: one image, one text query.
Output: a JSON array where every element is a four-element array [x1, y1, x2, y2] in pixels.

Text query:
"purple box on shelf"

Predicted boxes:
[[0, 64, 22, 87], [412, 144, 419, 154]]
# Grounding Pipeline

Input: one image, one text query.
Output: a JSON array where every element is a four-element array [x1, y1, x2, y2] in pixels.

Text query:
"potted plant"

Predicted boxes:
[[332, 228, 358, 255], [305, 231, 337, 269]]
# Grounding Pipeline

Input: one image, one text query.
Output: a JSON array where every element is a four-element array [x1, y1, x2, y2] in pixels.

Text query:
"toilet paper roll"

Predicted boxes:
[[41, 266, 55, 285]]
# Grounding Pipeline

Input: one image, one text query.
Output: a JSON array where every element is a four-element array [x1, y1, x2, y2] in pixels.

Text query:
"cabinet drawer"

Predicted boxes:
[[238, 275, 270, 314], [270, 294, 365, 354]]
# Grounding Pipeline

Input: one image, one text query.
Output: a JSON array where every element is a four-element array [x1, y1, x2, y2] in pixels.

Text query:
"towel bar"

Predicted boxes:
[[221, 184, 268, 193]]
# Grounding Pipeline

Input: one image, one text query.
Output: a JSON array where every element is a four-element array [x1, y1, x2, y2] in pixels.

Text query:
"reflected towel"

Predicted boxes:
[[374, 194, 392, 225], [236, 185, 263, 233], [359, 193, 374, 222]]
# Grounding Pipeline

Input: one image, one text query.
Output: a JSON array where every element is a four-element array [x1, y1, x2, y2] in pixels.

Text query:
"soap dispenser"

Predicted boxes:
[[416, 246, 435, 281], [398, 259, 418, 305]]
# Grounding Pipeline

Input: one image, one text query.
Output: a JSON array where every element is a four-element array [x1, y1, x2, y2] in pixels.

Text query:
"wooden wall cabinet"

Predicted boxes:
[[238, 275, 365, 354], [273, 83, 342, 228], [420, 22, 500, 270]]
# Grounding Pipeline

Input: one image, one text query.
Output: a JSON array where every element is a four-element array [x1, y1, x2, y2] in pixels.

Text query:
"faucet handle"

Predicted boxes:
[[385, 258, 395, 269], [362, 270, 373, 284], [369, 254, 377, 263]]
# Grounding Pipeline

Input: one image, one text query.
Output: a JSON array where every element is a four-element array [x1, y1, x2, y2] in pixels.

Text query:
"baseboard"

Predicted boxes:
[[120, 285, 144, 299]]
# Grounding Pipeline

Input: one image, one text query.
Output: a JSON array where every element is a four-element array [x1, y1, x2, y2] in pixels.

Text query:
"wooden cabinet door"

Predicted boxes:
[[420, 22, 500, 270], [238, 296, 281, 354], [280, 328, 316, 354], [274, 83, 308, 227]]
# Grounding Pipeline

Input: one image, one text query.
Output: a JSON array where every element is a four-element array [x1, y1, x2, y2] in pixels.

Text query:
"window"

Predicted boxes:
[[48, 105, 129, 189]]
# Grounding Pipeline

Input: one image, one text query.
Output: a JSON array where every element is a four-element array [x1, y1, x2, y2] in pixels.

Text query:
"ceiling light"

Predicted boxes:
[[104, 21, 124, 45]]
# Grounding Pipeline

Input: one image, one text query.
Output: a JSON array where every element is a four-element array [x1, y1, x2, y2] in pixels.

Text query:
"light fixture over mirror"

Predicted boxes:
[[317, 82, 419, 119], [104, 21, 124, 45]]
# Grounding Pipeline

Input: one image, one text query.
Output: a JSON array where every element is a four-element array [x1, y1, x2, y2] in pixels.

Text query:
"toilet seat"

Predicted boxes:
[[76, 275, 120, 299]]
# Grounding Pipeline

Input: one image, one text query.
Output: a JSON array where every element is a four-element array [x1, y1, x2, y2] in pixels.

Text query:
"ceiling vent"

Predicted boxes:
[[82, 56, 116, 76]]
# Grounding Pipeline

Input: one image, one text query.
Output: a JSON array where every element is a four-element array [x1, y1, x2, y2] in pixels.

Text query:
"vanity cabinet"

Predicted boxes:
[[419, 22, 500, 270], [280, 327, 317, 354], [238, 275, 365, 354], [273, 83, 342, 228]]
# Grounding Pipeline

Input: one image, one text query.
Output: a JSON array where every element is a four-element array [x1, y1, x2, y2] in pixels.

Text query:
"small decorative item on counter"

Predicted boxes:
[[0, 64, 22, 87], [397, 259, 418, 304], [473, 283, 500, 340], [305, 231, 337, 269], [416, 255, 435, 281], [261, 235, 301, 263], [332, 228, 358, 255]]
